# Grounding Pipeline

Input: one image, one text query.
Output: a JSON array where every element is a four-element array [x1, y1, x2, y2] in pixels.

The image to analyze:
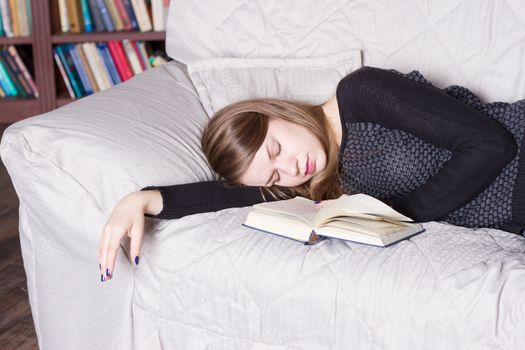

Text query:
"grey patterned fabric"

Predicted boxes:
[[340, 70, 525, 231]]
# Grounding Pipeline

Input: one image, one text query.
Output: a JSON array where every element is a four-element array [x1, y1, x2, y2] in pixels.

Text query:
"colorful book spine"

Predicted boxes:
[[69, 43, 94, 95], [122, 39, 143, 74], [66, 0, 83, 33], [0, 48, 27, 97], [15, 0, 29, 36], [80, 0, 94, 33], [113, 0, 132, 31], [122, 0, 138, 30], [130, 0, 152, 32], [0, 0, 13, 37], [8, 0, 19, 37], [87, 0, 105, 31], [97, 42, 121, 85], [0, 4, 5, 37], [136, 41, 151, 70], [107, 41, 133, 81], [55, 45, 83, 97], [8, 45, 38, 97], [53, 48, 75, 98], [95, 0, 115, 32], [0, 60, 17, 96], [75, 43, 99, 92], [0, 47, 31, 97], [57, 0, 70, 33], [25, 0, 31, 34], [104, 0, 123, 31]]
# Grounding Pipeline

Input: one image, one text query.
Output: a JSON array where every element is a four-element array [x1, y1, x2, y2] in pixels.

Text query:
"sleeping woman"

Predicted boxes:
[[97, 66, 525, 282]]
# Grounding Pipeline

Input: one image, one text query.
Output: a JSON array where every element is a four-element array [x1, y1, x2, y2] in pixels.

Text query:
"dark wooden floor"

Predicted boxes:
[[0, 123, 38, 349]]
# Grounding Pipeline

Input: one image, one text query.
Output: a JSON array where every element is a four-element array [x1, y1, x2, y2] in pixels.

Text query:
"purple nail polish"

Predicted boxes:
[[135, 256, 139, 266], [99, 263, 101, 271], [106, 268, 110, 277], [101, 274, 104, 282], [314, 200, 321, 204]]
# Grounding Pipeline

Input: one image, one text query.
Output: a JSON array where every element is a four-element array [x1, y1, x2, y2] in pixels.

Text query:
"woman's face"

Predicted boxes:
[[239, 118, 327, 187]]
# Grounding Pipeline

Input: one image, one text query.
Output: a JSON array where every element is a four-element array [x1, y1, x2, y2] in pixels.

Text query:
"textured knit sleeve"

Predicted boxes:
[[336, 66, 518, 222], [140, 181, 271, 220]]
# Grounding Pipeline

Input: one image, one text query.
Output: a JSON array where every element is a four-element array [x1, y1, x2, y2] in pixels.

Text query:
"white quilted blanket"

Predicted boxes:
[[133, 209, 525, 349]]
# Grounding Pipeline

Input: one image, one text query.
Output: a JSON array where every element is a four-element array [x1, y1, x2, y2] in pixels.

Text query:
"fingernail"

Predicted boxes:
[[135, 256, 139, 266], [99, 263, 101, 271], [314, 200, 321, 204], [100, 274, 104, 282], [106, 268, 110, 277]]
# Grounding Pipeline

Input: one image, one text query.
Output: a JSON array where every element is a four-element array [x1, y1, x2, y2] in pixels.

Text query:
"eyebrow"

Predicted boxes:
[[264, 143, 273, 186]]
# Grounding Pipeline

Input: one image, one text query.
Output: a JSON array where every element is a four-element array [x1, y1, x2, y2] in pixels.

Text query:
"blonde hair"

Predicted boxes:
[[201, 98, 343, 201]]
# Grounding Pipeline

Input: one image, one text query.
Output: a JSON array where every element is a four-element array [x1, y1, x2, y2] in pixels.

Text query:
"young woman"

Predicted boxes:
[[97, 66, 524, 282]]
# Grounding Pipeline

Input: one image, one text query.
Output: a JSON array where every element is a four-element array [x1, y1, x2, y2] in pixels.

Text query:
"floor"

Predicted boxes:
[[0, 123, 38, 349]]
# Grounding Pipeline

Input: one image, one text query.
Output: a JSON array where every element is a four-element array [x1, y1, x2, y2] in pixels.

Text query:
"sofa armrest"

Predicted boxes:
[[1, 60, 214, 214]]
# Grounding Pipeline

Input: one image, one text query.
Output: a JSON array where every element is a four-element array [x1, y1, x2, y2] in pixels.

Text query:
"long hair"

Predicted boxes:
[[201, 98, 343, 201]]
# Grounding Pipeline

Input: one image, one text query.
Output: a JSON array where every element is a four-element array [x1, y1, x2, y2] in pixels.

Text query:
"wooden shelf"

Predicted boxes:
[[1, 0, 169, 123], [51, 31, 166, 44], [0, 36, 33, 45], [0, 98, 41, 123]]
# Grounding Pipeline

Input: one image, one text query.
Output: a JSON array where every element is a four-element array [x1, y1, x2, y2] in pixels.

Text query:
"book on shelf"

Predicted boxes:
[[0, 45, 37, 98], [243, 194, 426, 247], [0, 0, 32, 37], [57, 0, 169, 34], [54, 40, 169, 98]]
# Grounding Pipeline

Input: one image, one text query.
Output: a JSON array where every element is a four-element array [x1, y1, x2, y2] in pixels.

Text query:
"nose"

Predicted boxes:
[[276, 157, 299, 177]]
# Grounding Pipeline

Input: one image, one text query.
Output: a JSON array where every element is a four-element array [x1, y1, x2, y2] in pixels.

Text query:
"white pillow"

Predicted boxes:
[[187, 50, 362, 117]]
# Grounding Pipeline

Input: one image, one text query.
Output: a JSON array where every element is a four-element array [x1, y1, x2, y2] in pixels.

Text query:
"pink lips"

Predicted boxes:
[[305, 157, 315, 176]]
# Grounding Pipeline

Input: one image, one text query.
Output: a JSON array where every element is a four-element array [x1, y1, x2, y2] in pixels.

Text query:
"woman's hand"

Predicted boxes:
[[98, 190, 161, 282]]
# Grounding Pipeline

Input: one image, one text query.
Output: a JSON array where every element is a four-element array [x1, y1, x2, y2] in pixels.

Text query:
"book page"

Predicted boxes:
[[314, 194, 413, 226], [253, 197, 319, 226]]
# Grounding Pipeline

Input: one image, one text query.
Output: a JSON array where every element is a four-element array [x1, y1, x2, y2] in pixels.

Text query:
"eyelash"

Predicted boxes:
[[271, 143, 281, 185]]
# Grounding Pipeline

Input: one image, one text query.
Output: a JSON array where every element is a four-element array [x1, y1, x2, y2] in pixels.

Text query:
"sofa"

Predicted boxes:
[[1, 0, 525, 349]]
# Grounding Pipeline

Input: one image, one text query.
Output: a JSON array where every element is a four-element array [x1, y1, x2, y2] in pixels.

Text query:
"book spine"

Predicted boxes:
[[68, 43, 94, 95], [0, 48, 27, 97], [8, 0, 19, 37], [131, 40, 146, 71], [0, 59, 17, 96], [104, 0, 123, 31], [0, 83, 5, 97], [1, 46, 31, 97], [130, 0, 151, 32], [25, 0, 31, 34], [0, 0, 13, 38], [53, 47, 75, 99], [8, 45, 38, 97], [75, 43, 99, 92], [57, 0, 70, 33], [87, 0, 105, 31], [106, 41, 126, 81], [122, 39, 143, 74], [80, 0, 94, 33], [0, 4, 5, 37], [89, 42, 112, 89], [66, 0, 84, 33], [112, 41, 134, 80], [97, 42, 121, 85], [16, 0, 29, 36], [80, 42, 107, 90], [55, 45, 82, 97], [113, 0, 131, 30], [95, 0, 115, 32], [151, 0, 163, 32], [136, 41, 151, 69], [121, 0, 138, 30]]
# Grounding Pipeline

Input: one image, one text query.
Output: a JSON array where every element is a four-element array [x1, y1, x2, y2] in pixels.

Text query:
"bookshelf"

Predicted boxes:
[[0, 0, 168, 123]]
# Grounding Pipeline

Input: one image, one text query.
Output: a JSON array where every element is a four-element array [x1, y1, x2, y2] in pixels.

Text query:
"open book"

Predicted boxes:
[[243, 194, 425, 247]]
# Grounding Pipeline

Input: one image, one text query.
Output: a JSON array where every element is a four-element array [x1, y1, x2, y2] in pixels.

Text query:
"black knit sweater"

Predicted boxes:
[[142, 67, 525, 234]]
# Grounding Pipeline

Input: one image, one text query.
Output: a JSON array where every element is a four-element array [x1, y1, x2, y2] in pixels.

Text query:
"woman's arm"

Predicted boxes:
[[337, 66, 518, 221], [140, 181, 271, 219]]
